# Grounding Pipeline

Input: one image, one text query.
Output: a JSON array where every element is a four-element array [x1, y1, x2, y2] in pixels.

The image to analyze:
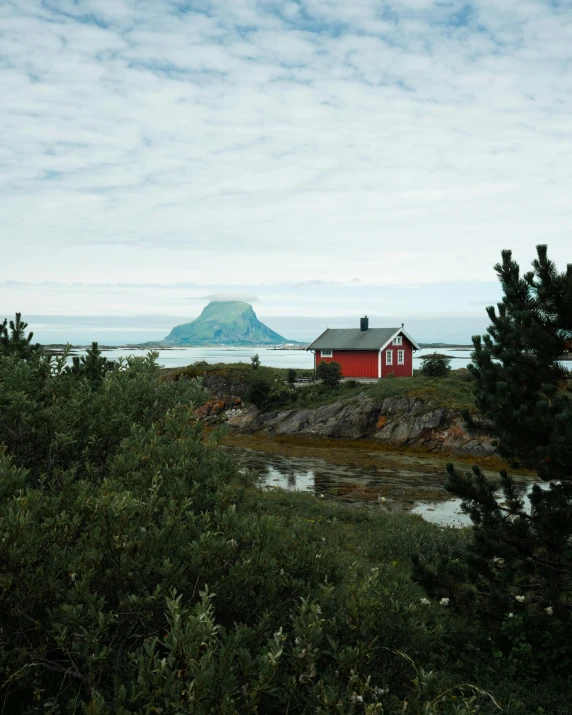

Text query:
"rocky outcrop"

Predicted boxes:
[[194, 395, 242, 420], [226, 395, 495, 456]]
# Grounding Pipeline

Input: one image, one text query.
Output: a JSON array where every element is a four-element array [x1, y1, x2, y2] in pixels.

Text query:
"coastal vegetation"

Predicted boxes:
[[415, 245, 572, 683], [1, 339, 569, 712], [163, 361, 476, 412], [316, 360, 343, 388], [419, 353, 452, 378], [1, 247, 571, 712]]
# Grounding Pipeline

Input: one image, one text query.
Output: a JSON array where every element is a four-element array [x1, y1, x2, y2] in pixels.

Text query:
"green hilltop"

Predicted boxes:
[[162, 301, 291, 346]]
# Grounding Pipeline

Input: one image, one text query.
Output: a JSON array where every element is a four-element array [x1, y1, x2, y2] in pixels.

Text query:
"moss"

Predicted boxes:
[[220, 432, 535, 506], [221, 431, 527, 473]]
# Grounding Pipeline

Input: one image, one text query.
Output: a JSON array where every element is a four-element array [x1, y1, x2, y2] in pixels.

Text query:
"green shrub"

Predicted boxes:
[[316, 360, 342, 388], [0, 349, 205, 480], [247, 377, 271, 408], [419, 353, 452, 378]]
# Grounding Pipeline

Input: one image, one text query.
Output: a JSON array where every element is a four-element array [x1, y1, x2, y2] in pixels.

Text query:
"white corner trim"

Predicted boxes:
[[378, 348, 382, 378]]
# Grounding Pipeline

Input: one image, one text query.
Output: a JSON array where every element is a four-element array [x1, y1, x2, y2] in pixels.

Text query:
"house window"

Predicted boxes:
[[320, 350, 332, 358], [386, 350, 393, 365], [397, 349, 404, 365], [392, 336, 403, 346]]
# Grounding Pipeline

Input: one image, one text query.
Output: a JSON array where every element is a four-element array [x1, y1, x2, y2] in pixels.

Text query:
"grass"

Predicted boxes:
[[366, 370, 476, 410], [246, 485, 468, 577], [160, 360, 314, 386], [285, 370, 477, 411], [243, 488, 572, 714], [162, 361, 477, 413]]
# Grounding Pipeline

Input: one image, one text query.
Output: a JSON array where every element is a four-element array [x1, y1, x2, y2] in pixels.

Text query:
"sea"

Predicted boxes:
[[68, 345, 476, 371]]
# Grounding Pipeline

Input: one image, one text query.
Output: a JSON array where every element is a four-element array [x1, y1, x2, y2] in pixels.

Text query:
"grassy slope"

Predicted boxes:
[[162, 363, 476, 412]]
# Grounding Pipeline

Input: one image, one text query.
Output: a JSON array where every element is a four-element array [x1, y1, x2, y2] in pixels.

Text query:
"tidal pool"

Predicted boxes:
[[224, 440, 535, 528]]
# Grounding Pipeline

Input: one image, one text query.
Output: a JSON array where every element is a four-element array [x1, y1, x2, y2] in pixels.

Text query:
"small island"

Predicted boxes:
[[161, 300, 298, 347]]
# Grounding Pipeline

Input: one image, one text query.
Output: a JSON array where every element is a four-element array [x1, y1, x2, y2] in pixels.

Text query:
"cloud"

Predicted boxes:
[[193, 292, 262, 303], [1, 0, 571, 315]]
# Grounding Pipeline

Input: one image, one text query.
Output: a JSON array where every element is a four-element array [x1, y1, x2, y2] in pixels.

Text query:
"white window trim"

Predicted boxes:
[[385, 350, 393, 365], [392, 336, 403, 346], [320, 349, 332, 358], [397, 349, 405, 365]]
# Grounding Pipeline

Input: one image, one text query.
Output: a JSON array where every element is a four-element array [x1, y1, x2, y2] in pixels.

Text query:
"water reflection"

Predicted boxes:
[[229, 446, 534, 528]]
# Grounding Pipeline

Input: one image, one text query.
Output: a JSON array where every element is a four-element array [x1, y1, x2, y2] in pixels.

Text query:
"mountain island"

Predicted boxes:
[[163, 301, 291, 346]]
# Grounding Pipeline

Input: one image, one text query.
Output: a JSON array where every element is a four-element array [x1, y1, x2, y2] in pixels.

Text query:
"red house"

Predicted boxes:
[[307, 317, 420, 379]]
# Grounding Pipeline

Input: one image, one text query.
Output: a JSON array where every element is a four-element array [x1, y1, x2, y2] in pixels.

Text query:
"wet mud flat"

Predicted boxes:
[[221, 433, 535, 527]]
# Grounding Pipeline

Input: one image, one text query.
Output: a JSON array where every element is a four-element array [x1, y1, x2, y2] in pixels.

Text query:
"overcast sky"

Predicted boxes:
[[2, 0, 572, 334]]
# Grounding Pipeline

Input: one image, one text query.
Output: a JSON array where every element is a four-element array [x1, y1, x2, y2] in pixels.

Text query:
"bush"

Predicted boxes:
[[0, 348, 205, 479], [247, 377, 271, 407], [316, 360, 342, 388], [250, 353, 260, 369], [0, 345, 498, 713], [419, 352, 452, 378], [287, 368, 297, 385]]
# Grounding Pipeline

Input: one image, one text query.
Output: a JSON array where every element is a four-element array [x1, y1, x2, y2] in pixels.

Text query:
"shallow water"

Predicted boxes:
[[227, 444, 534, 527]]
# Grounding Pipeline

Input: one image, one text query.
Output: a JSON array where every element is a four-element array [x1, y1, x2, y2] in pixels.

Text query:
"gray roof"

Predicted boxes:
[[307, 328, 401, 351]]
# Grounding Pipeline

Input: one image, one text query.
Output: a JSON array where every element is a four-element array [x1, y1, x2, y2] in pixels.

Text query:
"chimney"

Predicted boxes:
[[360, 315, 369, 332]]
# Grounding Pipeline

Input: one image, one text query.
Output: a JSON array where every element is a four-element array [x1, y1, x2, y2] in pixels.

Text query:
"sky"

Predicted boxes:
[[2, 0, 572, 342]]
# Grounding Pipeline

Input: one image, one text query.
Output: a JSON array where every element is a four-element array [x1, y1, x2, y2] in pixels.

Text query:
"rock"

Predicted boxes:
[[226, 408, 264, 433], [226, 394, 496, 457], [210, 399, 226, 416]]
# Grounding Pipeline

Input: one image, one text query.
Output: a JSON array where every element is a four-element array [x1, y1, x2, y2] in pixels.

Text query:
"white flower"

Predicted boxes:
[[322, 537, 326, 542], [319, 493, 325, 498], [508, 613, 513, 618], [545, 606, 554, 616], [280, 569, 284, 576], [492, 557, 504, 566], [515, 595, 525, 603], [420, 598, 431, 605], [439, 597, 449, 606], [380, 496, 386, 503]]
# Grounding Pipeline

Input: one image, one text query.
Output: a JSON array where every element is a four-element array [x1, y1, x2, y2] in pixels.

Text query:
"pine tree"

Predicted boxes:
[[413, 245, 572, 677], [65, 342, 111, 385], [0, 312, 42, 358]]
